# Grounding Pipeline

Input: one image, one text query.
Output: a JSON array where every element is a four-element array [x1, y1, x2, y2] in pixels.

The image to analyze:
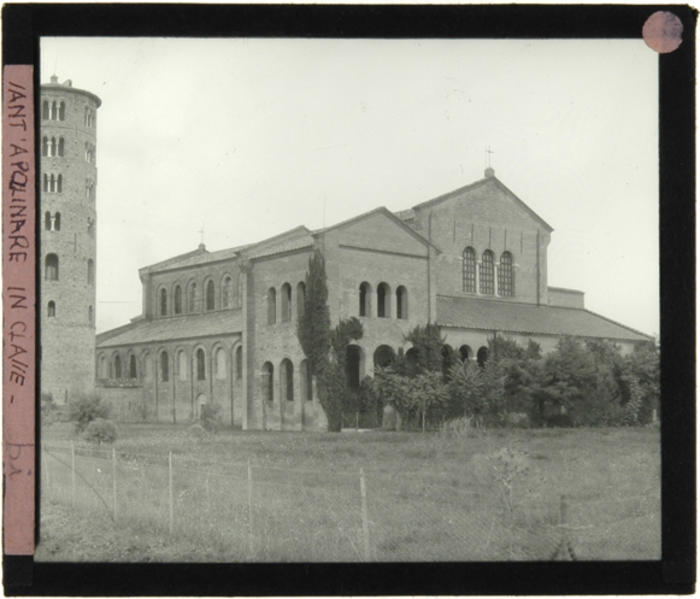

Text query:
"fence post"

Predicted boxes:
[[169, 451, 174, 536], [360, 468, 371, 561], [71, 442, 76, 507], [550, 493, 576, 561], [112, 448, 118, 522], [247, 459, 254, 558]]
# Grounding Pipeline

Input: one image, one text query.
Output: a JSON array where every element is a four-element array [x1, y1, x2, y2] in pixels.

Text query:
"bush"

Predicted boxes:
[[83, 418, 118, 445], [68, 393, 110, 433], [41, 392, 58, 426], [199, 403, 222, 433]]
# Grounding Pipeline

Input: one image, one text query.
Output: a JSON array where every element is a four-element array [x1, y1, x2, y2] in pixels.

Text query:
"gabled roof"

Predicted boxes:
[[97, 310, 243, 348], [240, 225, 314, 260], [412, 174, 554, 233], [313, 206, 440, 252], [436, 295, 650, 342]]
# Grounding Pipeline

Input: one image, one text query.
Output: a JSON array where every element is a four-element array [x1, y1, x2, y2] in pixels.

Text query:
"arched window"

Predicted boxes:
[[280, 359, 294, 401], [159, 288, 167, 317], [373, 345, 395, 368], [377, 282, 391, 318], [206, 280, 215, 311], [235, 346, 243, 380], [262, 362, 274, 402], [477, 347, 489, 368], [45, 254, 59, 281], [87, 259, 95, 285], [300, 359, 313, 401], [42, 137, 49, 156], [459, 345, 473, 362], [188, 282, 197, 312], [396, 286, 408, 319], [98, 355, 107, 379], [47, 301, 56, 317], [267, 287, 277, 325], [296, 282, 306, 320], [281, 283, 292, 322], [58, 101, 65, 121], [174, 285, 183, 314], [178, 350, 188, 381], [45, 212, 51, 230], [222, 276, 232, 308], [129, 355, 137, 379], [359, 282, 372, 317], [160, 351, 169, 382], [462, 247, 477, 293], [57, 174, 63, 193], [42, 101, 49, 120], [498, 252, 514, 297], [480, 250, 495, 295], [54, 212, 61, 231], [58, 137, 65, 157], [50, 101, 57, 120], [215, 348, 226, 380], [88, 305, 94, 325], [196, 348, 206, 381], [114, 355, 122, 379]]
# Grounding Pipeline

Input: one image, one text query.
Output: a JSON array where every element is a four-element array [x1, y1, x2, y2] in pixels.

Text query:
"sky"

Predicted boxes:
[[40, 37, 659, 337]]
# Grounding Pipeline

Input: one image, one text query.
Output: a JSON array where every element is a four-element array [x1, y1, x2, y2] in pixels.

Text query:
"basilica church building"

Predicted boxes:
[[95, 166, 650, 430]]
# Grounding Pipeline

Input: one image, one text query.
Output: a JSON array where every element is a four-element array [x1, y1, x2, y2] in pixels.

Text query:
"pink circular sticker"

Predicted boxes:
[[643, 11, 683, 54]]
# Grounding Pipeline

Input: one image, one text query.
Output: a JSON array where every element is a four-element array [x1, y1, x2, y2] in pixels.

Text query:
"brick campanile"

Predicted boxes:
[[40, 76, 101, 404]]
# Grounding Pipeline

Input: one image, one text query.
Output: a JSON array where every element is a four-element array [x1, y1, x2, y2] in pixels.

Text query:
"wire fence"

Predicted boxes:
[[41, 443, 660, 562]]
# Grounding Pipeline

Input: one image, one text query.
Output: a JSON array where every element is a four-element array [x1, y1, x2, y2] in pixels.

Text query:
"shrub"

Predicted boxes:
[[440, 416, 475, 438], [83, 418, 118, 446], [41, 392, 58, 426], [68, 392, 110, 434], [199, 403, 222, 433]]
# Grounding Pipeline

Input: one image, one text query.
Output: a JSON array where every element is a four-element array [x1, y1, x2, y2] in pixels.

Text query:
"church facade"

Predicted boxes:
[[95, 166, 650, 430]]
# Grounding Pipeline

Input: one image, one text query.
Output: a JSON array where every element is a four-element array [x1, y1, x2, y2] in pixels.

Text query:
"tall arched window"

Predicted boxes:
[[267, 287, 277, 325], [41, 137, 49, 156], [300, 359, 312, 401], [498, 252, 514, 297], [196, 348, 206, 381], [54, 212, 61, 231], [480, 250, 495, 295], [58, 101, 65, 120], [222, 276, 232, 308], [377, 282, 391, 318], [281, 283, 292, 322], [58, 137, 65, 157], [178, 350, 188, 381], [42, 101, 49, 120], [160, 351, 169, 382], [45, 254, 59, 281], [114, 355, 122, 379], [296, 282, 306, 320], [129, 355, 138, 379], [359, 282, 372, 317], [56, 174, 63, 193], [50, 101, 57, 120], [235, 346, 243, 380], [396, 286, 408, 319], [174, 285, 183, 314], [87, 259, 95, 285], [262, 362, 274, 402], [188, 282, 197, 312], [206, 280, 215, 311], [159, 288, 167, 316], [47, 301, 56, 317], [45, 212, 51, 230], [281, 359, 294, 401], [215, 348, 226, 380], [462, 247, 477, 293]]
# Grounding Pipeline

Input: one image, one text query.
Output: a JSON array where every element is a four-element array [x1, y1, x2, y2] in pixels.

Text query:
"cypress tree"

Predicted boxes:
[[296, 250, 331, 378]]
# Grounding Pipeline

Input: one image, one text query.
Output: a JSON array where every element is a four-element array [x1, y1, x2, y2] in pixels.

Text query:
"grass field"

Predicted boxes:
[[36, 421, 661, 562]]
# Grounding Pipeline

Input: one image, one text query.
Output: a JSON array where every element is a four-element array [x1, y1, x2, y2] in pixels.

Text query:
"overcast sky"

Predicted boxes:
[[41, 37, 659, 338]]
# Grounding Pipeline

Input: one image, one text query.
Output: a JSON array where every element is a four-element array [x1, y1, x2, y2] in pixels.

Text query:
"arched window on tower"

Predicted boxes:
[[44, 212, 51, 231], [174, 285, 183, 314], [45, 254, 59, 281], [498, 252, 514, 297], [396, 286, 408, 319], [296, 282, 306, 320], [462, 247, 477, 293], [159, 288, 167, 317], [51, 101, 57, 120], [58, 101, 65, 121], [42, 101, 49, 120], [206, 280, 215, 311], [281, 283, 292, 322], [480, 250, 495, 295], [58, 137, 65, 157], [56, 174, 63, 193], [47, 301, 56, 317], [87, 259, 95, 285], [54, 212, 61, 231], [42, 137, 49, 156], [196, 348, 206, 381], [267, 287, 277, 325], [359, 282, 371, 317]]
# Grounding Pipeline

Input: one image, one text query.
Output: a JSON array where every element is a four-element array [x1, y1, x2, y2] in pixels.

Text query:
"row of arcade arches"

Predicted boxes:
[[157, 274, 242, 317], [358, 282, 409, 319]]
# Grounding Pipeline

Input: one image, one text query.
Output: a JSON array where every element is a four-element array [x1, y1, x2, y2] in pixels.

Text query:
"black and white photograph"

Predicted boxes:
[[33, 33, 669, 567]]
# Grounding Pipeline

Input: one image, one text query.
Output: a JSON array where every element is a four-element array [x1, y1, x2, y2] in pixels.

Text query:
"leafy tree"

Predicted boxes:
[[619, 340, 660, 425], [406, 371, 449, 432], [447, 360, 484, 420], [68, 392, 111, 434], [403, 323, 446, 376]]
